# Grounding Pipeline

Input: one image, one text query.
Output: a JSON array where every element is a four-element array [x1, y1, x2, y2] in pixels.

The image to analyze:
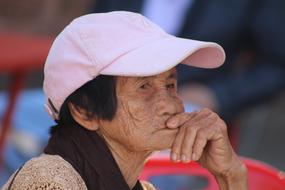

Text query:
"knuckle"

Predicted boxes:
[[196, 130, 206, 139], [212, 111, 219, 118], [204, 108, 214, 115], [185, 125, 197, 134], [179, 125, 187, 133], [209, 111, 219, 120], [217, 119, 227, 131], [220, 123, 228, 132], [202, 108, 211, 112]]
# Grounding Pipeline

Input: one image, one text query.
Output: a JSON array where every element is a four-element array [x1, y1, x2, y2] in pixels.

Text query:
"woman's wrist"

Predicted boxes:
[[215, 159, 248, 190]]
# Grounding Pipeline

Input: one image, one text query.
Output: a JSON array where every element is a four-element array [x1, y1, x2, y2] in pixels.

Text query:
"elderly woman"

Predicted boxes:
[[2, 11, 247, 190]]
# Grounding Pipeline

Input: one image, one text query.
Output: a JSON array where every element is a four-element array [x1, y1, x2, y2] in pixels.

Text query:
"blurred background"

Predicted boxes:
[[0, 0, 285, 186]]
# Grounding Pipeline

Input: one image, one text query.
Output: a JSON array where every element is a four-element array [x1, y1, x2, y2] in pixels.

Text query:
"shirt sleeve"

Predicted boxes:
[[1, 155, 87, 190]]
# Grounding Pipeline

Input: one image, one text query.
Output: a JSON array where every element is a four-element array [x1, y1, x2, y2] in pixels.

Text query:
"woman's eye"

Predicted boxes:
[[140, 82, 150, 89], [166, 83, 175, 89]]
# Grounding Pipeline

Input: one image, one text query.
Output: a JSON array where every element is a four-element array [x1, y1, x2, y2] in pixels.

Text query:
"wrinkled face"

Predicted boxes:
[[99, 68, 184, 152]]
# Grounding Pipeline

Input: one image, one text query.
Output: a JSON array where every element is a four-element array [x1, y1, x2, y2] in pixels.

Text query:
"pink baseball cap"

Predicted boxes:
[[43, 11, 225, 119]]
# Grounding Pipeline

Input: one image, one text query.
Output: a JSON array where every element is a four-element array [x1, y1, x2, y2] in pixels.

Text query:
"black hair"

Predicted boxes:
[[50, 75, 117, 135]]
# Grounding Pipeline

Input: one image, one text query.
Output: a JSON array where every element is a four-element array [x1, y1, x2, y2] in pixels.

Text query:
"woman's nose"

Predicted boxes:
[[156, 93, 184, 116]]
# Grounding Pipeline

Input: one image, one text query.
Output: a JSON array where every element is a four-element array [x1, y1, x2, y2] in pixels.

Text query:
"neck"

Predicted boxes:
[[101, 135, 152, 189]]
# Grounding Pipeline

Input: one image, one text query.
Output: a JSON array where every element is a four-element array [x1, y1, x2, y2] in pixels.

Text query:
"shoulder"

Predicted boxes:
[[1, 154, 87, 190]]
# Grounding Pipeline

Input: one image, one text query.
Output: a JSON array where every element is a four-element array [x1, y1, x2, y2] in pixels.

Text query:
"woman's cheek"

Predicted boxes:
[[126, 96, 156, 121]]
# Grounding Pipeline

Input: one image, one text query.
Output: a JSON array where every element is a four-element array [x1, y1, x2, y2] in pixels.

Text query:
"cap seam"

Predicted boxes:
[[71, 26, 101, 76]]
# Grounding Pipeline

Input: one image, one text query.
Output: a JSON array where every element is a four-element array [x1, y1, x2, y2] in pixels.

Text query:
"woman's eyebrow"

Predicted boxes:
[[167, 72, 177, 80], [133, 77, 149, 84], [132, 71, 177, 84]]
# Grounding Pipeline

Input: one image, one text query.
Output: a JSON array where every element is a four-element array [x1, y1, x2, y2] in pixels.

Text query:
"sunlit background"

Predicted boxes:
[[1, 0, 285, 186]]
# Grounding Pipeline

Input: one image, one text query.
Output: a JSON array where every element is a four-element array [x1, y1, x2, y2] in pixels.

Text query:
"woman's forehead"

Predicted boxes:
[[117, 68, 177, 85]]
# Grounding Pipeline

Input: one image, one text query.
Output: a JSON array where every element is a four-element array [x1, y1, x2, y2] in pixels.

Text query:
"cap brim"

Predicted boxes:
[[100, 35, 225, 77]]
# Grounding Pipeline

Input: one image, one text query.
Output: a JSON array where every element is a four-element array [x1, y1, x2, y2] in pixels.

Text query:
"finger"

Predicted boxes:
[[192, 128, 214, 161], [193, 119, 231, 162], [180, 125, 197, 163], [170, 109, 220, 162], [166, 111, 197, 129], [167, 108, 214, 129], [170, 126, 186, 162], [191, 108, 214, 123], [178, 110, 216, 162]]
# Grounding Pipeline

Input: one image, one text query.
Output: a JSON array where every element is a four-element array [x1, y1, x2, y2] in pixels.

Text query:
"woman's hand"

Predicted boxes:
[[166, 108, 247, 190]]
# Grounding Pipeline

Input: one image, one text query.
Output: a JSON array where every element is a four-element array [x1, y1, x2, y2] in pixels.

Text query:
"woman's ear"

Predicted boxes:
[[68, 103, 99, 131]]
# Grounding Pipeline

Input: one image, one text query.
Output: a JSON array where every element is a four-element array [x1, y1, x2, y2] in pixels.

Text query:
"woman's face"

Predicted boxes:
[[98, 68, 184, 152]]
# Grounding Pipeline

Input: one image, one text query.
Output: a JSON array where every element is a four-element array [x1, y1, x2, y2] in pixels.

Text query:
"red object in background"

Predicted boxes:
[[0, 32, 53, 171], [0, 32, 52, 72], [140, 153, 285, 190]]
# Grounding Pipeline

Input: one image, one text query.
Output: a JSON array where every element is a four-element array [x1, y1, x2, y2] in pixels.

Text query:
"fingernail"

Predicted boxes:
[[181, 154, 187, 162], [171, 153, 177, 161]]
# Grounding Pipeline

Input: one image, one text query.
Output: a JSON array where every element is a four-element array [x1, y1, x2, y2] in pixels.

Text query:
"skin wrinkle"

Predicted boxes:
[[121, 95, 152, 129], [70, 69, 247, 189], [117, 77, 153, 125], [117, 100, 144, 151], [119, 68, 182, 135], [120, 85, 153, 127], [97, 69, 183, 167]]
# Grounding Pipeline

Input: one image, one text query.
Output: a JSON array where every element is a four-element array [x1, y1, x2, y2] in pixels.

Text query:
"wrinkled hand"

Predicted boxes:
[[167, 108, 247, 189]]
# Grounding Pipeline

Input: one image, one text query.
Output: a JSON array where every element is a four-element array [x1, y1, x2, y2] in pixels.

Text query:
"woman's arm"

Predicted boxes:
[[214, 158, 247, 190]]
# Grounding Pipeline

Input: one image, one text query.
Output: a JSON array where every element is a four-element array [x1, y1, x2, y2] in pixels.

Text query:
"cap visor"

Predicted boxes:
[[100, 35, 225, 77]]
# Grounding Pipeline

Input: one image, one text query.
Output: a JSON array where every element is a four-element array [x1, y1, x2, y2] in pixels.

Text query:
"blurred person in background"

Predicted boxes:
[[91, 0, 285, 122]]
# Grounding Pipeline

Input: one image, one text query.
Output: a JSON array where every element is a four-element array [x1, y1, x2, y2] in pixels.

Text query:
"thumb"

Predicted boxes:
[[166, 112, 197, 129]]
